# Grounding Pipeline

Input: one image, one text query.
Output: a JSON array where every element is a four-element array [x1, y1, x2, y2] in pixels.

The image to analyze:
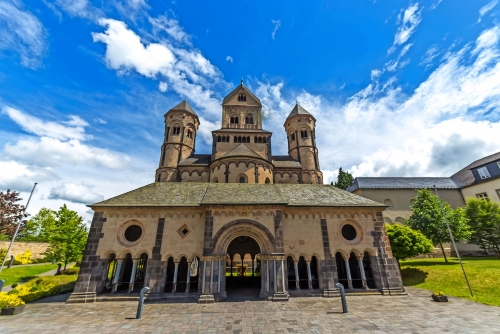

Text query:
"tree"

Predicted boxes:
[[18, 208, 56, 242], [386, 223, 433, 269], [0, 189, 28, 238], [333, 167, 354, 190], [43, 205, 88, 269], [465, 198, 500, 257], [407, 189, 471, 262]]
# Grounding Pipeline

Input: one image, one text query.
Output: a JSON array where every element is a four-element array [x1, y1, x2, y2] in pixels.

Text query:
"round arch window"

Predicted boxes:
[[124, 225, 142, 242], [384, 199, 393, 208], [341, 224, 357, 241], [239, 177, 246, 183]]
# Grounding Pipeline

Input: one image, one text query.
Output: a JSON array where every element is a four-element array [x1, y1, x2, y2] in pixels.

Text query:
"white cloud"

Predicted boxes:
[[0, 0, 46, 68], [256, 25, 500, 181], [2, 106, 89, 140], [94, 118, 107, 124], [158, 81, 168, 92], [430, 0, 443, 10], [48, 183, 104, 204], [149, 15, 191, 44], [389, 3, 422, 54], [479, 0, 498, 21], [92, 18, 224, 124], [47, 0, 101, 20], [420, 44, 440, 67], [226, 56, 233, 62], [197, 117, 220, 143], [0, 160, 59, 192], [271, 19, 281, 40], [5, 137, 130, 169]]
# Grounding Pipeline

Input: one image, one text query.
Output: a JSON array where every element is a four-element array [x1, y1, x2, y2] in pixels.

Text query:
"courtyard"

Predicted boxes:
[[1, 287, 499, 333]]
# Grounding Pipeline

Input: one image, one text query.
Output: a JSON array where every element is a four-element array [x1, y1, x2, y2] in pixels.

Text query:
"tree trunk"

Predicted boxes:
[[439, 243, 448, 263], [64, 259, 68, 270]]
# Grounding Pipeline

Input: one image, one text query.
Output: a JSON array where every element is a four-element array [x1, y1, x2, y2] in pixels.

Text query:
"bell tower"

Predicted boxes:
[[156, 100, 199, 182], [284, 103, 323, 184]]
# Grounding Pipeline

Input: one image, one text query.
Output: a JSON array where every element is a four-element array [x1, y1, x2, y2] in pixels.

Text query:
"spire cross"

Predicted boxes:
[[241, 78, 244, 85]]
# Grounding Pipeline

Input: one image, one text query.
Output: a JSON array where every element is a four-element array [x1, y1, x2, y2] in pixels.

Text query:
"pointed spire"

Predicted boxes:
[[286, 103, 313, 119], [169, 99, 198, 116]]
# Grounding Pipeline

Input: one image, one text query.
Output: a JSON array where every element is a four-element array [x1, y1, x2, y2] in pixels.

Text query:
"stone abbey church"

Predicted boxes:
[[70, 83, 404, 303]]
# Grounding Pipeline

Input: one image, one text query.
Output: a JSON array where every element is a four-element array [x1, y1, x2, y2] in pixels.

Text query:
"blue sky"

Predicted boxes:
[[1, 0, 500, 221]]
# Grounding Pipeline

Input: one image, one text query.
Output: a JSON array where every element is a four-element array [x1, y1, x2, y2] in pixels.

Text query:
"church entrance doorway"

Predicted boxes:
[[226, 235, 261, 300]]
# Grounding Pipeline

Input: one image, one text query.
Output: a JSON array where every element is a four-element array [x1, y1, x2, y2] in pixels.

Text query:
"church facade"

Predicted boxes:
[[69, 83, 404, 304]]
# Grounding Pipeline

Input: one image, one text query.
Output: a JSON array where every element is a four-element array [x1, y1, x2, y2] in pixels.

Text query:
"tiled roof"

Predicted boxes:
[[178, 154, 212, 166], [451, 151, 500, 187], [222, 83, 261, 104], [168, 100, 197, 116], [218, 144, 265, 160], [286, 103, 314, 120], [93, 183, 385, 208], [346, 177, 461, 192], [272, 156, 302, 169]]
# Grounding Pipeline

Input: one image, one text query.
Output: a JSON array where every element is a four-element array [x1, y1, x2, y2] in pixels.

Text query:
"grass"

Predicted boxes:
[[401, 257, 500, 307], [0, 264, 58, 286]]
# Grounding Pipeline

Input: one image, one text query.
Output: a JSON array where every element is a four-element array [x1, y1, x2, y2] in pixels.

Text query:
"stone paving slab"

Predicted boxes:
[[0, 287, 499, 333]]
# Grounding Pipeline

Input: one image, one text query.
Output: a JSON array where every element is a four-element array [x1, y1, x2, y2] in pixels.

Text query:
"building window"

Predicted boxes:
[[187, 129, 193, 139], [213, 178, 218, 183], [300, 130, 308, 138], [238, 94, 246, 101], [497, 162, 500, 170], [290, 133, 295, 141], [245, 115, 254, 124], [172, 126, 180, 135], [476, 193, 489, 200], [265, 178, 271, 184], [477, 167, 491, 179], [230, 116, 239, 124]]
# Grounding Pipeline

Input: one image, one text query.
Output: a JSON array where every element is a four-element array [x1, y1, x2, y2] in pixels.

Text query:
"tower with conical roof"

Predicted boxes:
[[156, 100, 199, 182], [283, 103, 322, 184]]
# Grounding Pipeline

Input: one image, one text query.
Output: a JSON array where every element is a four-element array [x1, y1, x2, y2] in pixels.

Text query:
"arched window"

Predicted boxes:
[[217, 135, 221, 142], [290, 133, 296, 141], [265, 178, 270, 184], [245, 115, 253, 124], [230, 116, 238, 124], [172, 126, 181, 135], [237, 174, 247, 183], [239, 177, 245, 183], [187, 129, 193, 139], [213, 177, 218, 183], [300, 130, 308, 138], [238, 94, 246, 101]]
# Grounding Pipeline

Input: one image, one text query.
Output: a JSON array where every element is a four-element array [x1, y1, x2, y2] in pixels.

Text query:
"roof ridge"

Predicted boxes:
[[222, 83, 261, 104]]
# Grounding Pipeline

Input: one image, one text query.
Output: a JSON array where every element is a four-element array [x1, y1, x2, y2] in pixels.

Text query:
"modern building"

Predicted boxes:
[[69, 83, 404, 304]]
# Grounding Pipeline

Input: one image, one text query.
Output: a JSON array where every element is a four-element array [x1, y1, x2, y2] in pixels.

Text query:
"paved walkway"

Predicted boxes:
[[0, 287, 499, 333]]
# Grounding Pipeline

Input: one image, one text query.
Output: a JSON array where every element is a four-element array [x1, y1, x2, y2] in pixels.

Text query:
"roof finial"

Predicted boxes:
[[296, 100, 298, 105], [241, 78, 244, 85]]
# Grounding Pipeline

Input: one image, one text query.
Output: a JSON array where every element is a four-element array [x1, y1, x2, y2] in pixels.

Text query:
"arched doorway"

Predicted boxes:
[[104, 254, 117, 292], [310, 256, 320, 289], [226, 236, 261, 299], [363, 252, 376, 289], [335, 252, 349, 288], [177, 257, 188, 292], [298, 256, 309, 289], [349, 252, 363, 288], [164, 257, 175, 293]]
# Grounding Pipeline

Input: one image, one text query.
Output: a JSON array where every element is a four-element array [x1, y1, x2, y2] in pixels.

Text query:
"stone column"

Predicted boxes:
[[344, 257, 353, 289], [209, 260, 214, 294], [266, 260, 270, 292], [198, 258, 215, 304], [186, 262, 191, 293], [358, 256, 367, 289], [128, 259, 138, 293], [280, 259, 286, 292], [111, 259, 123, 293], [273, 260, 277, 293], [294, 261, 300, 289], [201, 261, 207, 294], [172, 262, 179, 293], [306, 260, 312, 289], [217, 260, 221, 293]]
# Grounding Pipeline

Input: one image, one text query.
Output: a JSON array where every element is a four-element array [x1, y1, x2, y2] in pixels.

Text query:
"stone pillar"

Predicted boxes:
[[172, 262, 179, 293], [266, 260, 270, 292], [273, 260, 277, 293], [294, 261, 300, 289], [319, 218, 338, 297], [128, 259, 138, 293], [269, 254, 288, 302], [209, 260, 214, 294], [186, 262, 191, 293], [198, 258, 215, 304], [111, 259, 123, 293], [201, 261, 206, 294], [217, 260, 221, 293], [306, 260, 312, 289], [358, 256, 367, 289], [344, 257, 353, 289]]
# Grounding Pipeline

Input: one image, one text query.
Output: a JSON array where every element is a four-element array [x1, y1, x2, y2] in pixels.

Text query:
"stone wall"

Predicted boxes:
[[0, 241, 49, 259]]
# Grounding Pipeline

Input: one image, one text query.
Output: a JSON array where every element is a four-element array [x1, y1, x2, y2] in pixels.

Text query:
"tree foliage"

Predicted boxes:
[[386, 223, 433, 261], [0, 189, 28, 238], [43, 205, 88, 269], [19, 208, 56, 242], [333, 167, 354, 190], [407, 189, 471, 262], [465, 198, 500, 257]]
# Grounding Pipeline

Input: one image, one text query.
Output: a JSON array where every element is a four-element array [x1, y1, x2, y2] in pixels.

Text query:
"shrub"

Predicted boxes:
[[0, 292, 25, 309], [8, 276, 76, 303], [432, 291, 446, 297], [61, 267, 79, 275], [11, 283, 18, 289], [0, 248, 7, 263], [33, 258, 48, 263], [13, 249, 33, 265], [75, 260, 82, 267]]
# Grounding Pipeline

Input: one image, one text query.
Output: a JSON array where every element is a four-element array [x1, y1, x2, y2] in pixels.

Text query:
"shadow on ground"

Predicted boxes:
[[401, 268, 428, 286]]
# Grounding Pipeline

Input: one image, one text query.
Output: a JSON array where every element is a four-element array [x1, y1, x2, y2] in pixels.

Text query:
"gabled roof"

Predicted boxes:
[[91, 183, 385, 208], [218, 143, 265, 160], [451, 151, 500, 187], [167, 100, 198, 116], [222, 82, 261, 105], [286, 103, 315, 120], [346, 177, 461, 192], [272, 156, 302, 169]]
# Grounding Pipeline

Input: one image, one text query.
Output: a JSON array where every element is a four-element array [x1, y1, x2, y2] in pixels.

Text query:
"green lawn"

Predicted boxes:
[[0, 264, 58, 286], [401, 257, 500, 307]]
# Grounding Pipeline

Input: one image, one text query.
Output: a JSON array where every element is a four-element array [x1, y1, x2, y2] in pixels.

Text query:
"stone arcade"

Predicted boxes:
[[69, 83, 404, 303]]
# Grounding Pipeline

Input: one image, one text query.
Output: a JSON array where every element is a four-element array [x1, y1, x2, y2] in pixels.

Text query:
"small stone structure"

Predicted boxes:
[[0, 241, 49, 259]]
